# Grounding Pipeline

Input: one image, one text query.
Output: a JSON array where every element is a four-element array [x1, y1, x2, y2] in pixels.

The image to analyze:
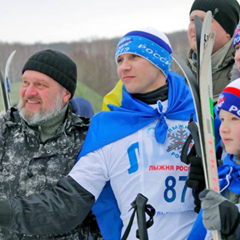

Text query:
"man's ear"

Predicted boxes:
[[63, 90, 71, 103], [226, 33, 231, 41]]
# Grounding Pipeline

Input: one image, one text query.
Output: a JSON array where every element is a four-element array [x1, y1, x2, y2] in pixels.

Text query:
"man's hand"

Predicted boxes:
[[183, 146, 206, 213], [199, 189, 240, 238], [186, 155, 205, 190]]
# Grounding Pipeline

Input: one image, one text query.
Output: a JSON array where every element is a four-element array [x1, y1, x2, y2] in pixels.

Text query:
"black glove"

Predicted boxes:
[[186, 155, 205, 191], [199, 189, 240, 238], [192, 187, 202, 213], [185, 146, 206, 213]]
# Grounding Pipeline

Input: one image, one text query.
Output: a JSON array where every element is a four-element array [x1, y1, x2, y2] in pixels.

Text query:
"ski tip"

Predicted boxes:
[[5, 50, 17, 77]]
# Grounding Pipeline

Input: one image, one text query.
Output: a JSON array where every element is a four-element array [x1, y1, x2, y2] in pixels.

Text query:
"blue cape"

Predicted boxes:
[[77, 71, 195, 239]]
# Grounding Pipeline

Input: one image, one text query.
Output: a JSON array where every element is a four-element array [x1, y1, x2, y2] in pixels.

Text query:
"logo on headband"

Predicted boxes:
[[217, 93, 240, 118], [233, 36, 240, 48], [216, 93, 226, 110], [117, 37, 133, 49]]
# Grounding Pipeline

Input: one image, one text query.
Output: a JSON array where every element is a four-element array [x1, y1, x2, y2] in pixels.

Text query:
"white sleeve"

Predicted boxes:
[[69, 148, 109, 199]]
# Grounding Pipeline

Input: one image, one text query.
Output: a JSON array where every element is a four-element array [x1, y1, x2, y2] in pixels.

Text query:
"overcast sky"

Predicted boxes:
[[0, 0, 233, 44]]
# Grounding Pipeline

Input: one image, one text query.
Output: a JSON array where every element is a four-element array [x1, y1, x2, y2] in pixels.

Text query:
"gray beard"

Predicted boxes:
[[18, 92, 63, 125]]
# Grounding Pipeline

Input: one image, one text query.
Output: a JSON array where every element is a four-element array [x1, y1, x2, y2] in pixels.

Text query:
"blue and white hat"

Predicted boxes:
[[233, 23, 240, 50], [216, 78, 240, 118], [115, 27, 172, 78]]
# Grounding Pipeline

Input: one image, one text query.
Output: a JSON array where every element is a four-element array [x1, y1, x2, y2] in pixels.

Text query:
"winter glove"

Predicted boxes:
[[199, 189, 240, 238], [186, 154, 205, 191], [188, 156, 205, 213], [184, 146, 206, 213]]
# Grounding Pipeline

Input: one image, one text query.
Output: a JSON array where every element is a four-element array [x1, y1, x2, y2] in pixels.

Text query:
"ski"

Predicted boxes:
[[199, 34, 219, 191], [192, 11, 212, 156], [194, 14, 202, 84], [175, 11, 221, 239], [194, 11, 221, 240], [5, 50, 16, 108], [0, 71, 9, 113], [199, 33, 221, 240], [199, 11, 212, 66]]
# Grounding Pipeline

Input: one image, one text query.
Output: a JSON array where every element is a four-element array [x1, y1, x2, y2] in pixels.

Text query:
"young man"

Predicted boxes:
[[0, 49, 101, 240], [187, 0, 240, 103], [0, 29, 197, 240]]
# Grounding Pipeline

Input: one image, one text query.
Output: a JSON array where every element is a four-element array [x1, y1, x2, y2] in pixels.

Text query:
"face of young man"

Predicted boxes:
[[188, 10, 231, 54], [117, 53, 166, 94], [19, 70, 71, 124], [219, 109, 240, 155]]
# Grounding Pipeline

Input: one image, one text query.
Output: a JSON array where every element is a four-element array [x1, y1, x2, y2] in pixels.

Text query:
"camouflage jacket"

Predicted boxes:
[[0, 107, 102, 240]]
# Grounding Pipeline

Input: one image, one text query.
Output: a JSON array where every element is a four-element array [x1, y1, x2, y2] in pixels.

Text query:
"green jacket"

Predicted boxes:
[[187, 39, 235, 103]]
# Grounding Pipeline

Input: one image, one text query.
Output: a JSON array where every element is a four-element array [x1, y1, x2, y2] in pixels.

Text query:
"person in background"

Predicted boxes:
[[187, 0, 240, 103], [230, 23, 240, 83], [70, 97, 94, 118], [0, 28, 197, 240], [0, 49, 101, 240]]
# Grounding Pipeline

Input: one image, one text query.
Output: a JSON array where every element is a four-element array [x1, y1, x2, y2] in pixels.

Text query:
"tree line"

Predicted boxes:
[[0, 30, 189, 99]]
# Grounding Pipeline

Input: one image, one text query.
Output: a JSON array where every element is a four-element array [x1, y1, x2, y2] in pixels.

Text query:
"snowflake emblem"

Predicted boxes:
[[166, 128, 189, 153]]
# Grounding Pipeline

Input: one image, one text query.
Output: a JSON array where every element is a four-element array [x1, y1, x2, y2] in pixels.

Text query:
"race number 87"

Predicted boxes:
[[164, 176, 188, 203]]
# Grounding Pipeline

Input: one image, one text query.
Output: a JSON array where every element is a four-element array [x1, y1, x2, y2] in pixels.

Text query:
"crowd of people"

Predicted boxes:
[[0, 0, 240, 239]]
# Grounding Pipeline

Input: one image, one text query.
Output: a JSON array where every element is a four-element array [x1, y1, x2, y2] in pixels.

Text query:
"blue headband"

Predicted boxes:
[[217, 86, 240, 118], [115, 30, 172, 78]]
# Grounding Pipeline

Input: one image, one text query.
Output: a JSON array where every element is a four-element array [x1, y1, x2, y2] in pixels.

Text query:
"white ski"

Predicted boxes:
[[198, 11, 221, 240], [199, 11, 212, 65], [199, 31, 221, 240], [175, 10, 221, 240], [4, 50, 16, 108]]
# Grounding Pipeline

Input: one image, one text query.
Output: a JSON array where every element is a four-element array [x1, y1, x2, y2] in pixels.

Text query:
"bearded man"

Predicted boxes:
[[0, 49, 102, 240]]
